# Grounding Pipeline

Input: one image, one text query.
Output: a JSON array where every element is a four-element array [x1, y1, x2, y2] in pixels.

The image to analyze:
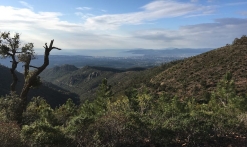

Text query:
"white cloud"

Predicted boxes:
[[0, 6, 81, 32], [83, 0, 214, 30], [76, 7, 91, 11], [133, 18, 247, 48], [19, 1, 33, 10], [0, 6, 87, 48], [0, 1, 215, 32]]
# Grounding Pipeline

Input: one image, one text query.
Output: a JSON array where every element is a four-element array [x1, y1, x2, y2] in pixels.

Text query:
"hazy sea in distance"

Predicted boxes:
[[0, 48, 212, 72], [34, 48, 213, 57], [0, 49, 144, 72], [35, 49, 143, 57]]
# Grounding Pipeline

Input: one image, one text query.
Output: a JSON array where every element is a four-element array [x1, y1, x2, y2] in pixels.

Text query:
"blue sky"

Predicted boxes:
[[0, 0, 247, 50]]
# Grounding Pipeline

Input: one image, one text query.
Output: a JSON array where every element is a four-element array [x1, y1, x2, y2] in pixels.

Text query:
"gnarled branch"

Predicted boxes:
[[17, 39, 61, 125]]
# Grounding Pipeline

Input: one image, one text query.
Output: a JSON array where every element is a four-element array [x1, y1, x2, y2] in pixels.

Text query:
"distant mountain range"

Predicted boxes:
[[34, 48, 213, 57], [125, 48, 212, 57]]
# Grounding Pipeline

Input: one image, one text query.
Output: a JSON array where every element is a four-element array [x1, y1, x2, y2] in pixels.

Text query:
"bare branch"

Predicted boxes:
[[45, 43, 48, 49], [49, 39, 54, 49], [7, 52, 13, 56], [10, 61, 19, 63], [52, 47, 61, 50], [29, 65, 39, 69]]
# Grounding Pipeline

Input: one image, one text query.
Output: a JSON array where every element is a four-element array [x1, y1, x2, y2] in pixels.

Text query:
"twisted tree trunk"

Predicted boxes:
[[17, 39, 61, 125], [10, 59, 18, 92]]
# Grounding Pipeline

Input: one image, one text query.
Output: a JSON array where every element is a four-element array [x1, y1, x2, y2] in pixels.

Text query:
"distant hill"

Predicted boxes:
[[40, 65, 143, 101], [151, 42, 247, 99], [40, 61, 181, 101], [0, 64, 79, 107]]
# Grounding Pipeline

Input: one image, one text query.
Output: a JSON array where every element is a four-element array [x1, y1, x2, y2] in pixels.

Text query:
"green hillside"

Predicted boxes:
[[41, 65, 141, 101], [40, 59, 182, 102], [151, 38, 247, 100]]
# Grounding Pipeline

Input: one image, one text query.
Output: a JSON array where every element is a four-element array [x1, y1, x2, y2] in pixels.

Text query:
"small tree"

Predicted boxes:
[[212, 72, 236, 107], [0, 32, 35, 92], [0, 32, 61, 125], [96, 78, 113, 110], [232, 35, 247, 45], [97, 78, 113, 99]]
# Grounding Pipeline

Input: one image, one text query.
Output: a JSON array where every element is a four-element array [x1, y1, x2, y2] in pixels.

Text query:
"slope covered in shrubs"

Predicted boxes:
[[152, 35, 247, 100]]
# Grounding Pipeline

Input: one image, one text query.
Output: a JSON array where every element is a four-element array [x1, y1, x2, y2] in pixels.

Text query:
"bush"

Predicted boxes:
[[21, 121, 71, 147], [0, 121, 24, 147]]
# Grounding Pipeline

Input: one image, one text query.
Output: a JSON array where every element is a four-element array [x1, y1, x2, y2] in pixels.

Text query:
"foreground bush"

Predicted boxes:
[[0, 121, 24, 147], [21, 121, 71, 147], [1, 74, 247, 146]]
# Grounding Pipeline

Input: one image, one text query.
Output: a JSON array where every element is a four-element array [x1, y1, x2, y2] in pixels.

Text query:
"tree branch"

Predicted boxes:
[[45, 43, 48, 49], [49, 40, 54, 49], [10, 61, 19, 63], [6, 52, 13, 56], [29, 65, 39, 69], [52, 47, 61, 50]]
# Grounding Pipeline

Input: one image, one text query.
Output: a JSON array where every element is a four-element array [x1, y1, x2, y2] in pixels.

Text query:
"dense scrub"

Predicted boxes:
[[1, 73, 247, 146], [151, 35, 247, 99]]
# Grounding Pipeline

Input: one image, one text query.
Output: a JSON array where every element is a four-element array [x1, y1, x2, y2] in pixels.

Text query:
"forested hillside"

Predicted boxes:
[[40, 61, 182, 102], [1, 36, 247, 146], [41, 65, 123, 101]]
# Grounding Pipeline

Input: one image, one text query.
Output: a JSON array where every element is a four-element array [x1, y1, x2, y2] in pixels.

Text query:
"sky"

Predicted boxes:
[[0, 0, 247, 51]]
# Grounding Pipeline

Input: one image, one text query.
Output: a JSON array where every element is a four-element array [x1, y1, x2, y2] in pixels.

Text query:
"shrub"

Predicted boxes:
[[0, 121, 24, 147]]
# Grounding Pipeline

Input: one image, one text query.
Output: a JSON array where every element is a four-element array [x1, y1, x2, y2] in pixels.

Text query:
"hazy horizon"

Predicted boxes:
[[34, 48, 213, 57]]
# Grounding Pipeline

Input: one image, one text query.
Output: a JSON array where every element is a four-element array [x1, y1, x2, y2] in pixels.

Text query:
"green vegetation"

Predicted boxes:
[[1, 35, 247, 146], [1, 73, 247, 146]]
